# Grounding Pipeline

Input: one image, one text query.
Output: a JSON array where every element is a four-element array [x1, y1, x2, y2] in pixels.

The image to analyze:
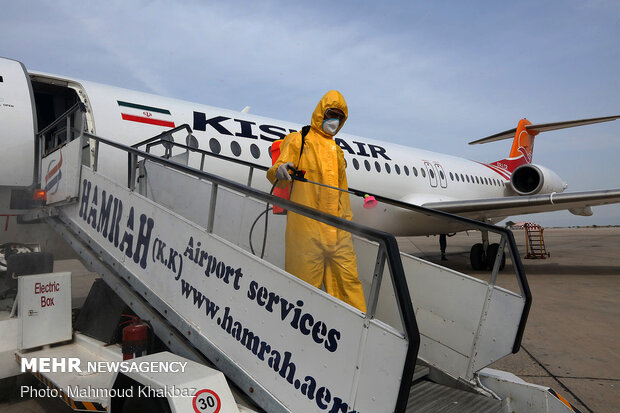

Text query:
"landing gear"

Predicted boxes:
[[486, 243, 506, 271], [469, 230, 506, 271], [470, 243, 486, 270]]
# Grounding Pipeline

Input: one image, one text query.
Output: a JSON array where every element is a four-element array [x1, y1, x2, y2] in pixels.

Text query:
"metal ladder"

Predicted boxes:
[[524, 223, 550, 259]]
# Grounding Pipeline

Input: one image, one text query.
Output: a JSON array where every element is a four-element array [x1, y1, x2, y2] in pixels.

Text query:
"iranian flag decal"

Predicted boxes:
[[118, 100, 176, 128]]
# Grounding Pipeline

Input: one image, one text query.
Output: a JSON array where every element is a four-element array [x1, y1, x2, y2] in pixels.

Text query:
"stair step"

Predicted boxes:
[[407, 380, 502, 413], [412, 365, 430, 382]]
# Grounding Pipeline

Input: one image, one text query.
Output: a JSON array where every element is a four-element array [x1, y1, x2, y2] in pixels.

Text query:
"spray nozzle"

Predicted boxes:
[[363, 195, 378, 209]]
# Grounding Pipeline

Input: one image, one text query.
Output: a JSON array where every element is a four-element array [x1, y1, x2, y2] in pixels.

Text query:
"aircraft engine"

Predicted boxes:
[[510, 164, 567, 195]]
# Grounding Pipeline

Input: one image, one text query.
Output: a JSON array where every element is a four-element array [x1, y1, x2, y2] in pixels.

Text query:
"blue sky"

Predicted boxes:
[[2, 0, 619, 226]]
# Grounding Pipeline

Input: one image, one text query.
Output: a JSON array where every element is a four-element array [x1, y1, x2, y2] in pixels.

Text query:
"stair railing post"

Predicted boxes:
[[207, 183, 218, 233], [366, 244, 386, 319]]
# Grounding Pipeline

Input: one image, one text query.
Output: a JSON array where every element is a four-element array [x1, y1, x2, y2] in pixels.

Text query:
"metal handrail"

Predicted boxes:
[[85, 131, 419, 413], [130, 123, 193, 154], [139, 134, 532, 355], [37, 102, 85, 137]]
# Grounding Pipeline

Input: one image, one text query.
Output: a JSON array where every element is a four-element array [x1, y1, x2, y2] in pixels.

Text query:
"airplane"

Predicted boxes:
[[1, 56, 619, 270]]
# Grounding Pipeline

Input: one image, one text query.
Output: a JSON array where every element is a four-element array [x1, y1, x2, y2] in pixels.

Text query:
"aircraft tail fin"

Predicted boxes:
[[470, 115, 620, 173], [488, 118, 537, 173]]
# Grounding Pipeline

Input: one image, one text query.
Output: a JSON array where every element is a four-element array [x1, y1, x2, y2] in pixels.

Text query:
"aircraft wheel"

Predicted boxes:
[[470, 243, 486, 270], [485, 243, 506, 271]]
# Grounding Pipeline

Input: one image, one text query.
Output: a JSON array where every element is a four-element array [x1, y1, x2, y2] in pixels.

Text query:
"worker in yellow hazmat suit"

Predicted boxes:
[[267, 91, 367, 313]]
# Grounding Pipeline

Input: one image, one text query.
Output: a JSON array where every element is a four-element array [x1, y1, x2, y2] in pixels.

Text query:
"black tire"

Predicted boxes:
[[470, 243, 486, 270], [485, 243, 506, 271]]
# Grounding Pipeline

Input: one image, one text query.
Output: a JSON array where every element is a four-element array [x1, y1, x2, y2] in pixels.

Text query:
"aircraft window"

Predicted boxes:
[[428, 169, 434, 179], [466, 175, 470, 183], [364, 160, 371, 171], [250, 143, 261, 159], [187, 135, 199, 149], [470, 175, 475, 183], [209, 138, 221, 154], [439, 170, 444, 180], [395, 164, 401, 175], [460, 173, 465, 182], [455, 173, 460, 182], [412, 167, 418, 177], [449, 172, 454, 181], [404, 166, 410, 176], [352, 158, 359, 170], [375, 161, 381, 173], [475, 176, 480, 184], [230, 141, 241, 157], [421, 169, 426, 178], [385, 163, 391, 174], [484, 177, 488, 185]]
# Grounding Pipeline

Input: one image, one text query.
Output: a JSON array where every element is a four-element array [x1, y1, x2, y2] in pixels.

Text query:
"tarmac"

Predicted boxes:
[[1, 227, 618, 412]]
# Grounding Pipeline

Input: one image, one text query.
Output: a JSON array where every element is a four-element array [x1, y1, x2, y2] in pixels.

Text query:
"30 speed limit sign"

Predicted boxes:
[[192, 389, 221, 413]]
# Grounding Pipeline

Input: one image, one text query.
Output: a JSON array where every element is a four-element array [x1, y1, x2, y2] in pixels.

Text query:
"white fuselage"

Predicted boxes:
[[72, 77, 510, 235]]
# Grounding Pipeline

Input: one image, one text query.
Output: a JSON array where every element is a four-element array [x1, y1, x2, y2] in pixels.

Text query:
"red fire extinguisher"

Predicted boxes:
[[269, 126, 310, 215], [121, 315, 149, 360], [270, 140, 291, 215]]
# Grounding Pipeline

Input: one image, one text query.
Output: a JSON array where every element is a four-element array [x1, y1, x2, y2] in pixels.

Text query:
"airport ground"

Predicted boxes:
[[1, 227, 618, 412]]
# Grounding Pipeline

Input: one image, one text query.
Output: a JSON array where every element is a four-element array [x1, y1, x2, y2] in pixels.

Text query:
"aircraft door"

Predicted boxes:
[[434, 162, 448, 188], [423, 161, 438, 187], [0, 58, 36, 186]]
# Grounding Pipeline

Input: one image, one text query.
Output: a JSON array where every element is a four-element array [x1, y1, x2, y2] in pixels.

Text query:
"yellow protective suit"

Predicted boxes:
[[267, 91, 367, 312]]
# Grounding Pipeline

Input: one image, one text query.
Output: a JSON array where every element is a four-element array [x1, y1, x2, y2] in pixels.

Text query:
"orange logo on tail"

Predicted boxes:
[[509, 118, 537, 163]]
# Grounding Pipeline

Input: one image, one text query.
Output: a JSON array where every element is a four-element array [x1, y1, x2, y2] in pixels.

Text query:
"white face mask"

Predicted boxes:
[[322, 118, 340, 135]]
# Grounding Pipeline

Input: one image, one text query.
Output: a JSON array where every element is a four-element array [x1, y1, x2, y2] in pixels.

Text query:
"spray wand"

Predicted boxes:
[[287, 166, 378, 209]]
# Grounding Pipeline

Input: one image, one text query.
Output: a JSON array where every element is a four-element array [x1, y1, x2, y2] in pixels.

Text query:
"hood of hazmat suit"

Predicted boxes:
[[267, 91, 366, 312]]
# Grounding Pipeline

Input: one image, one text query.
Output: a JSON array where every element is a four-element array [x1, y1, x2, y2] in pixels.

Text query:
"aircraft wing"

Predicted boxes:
[[422, 189, 620, 220]]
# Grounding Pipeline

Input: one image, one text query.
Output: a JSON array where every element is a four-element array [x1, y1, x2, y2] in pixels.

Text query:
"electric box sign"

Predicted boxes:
[[19, 272, 72, 350]]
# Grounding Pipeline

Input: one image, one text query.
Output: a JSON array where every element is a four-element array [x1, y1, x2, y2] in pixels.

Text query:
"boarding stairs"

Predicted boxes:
[[21, 112, 548, 412], [524, 223, 551, 259]]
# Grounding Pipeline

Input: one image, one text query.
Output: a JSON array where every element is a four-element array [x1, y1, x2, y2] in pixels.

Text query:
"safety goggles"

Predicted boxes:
[[324, 108, 345, 121]]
